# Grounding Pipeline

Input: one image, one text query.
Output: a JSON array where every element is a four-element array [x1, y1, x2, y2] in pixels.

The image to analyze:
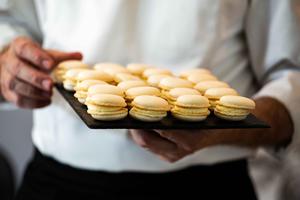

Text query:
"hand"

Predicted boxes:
[[129, 129, 222, 162], [130, 98, 294, 163], [0, 36, 82, 108]]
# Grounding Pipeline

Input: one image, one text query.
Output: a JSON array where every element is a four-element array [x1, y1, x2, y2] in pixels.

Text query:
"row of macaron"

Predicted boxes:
[[54, 60, 256, 122]]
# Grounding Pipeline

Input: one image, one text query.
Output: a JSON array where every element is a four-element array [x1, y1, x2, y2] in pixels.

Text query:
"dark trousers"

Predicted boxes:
[[0, 150, 14, 200], [15, 149, 257, 200]]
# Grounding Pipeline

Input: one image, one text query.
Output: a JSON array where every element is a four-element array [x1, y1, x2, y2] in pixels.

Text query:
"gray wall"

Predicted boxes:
[[0, 109, 33, 187]]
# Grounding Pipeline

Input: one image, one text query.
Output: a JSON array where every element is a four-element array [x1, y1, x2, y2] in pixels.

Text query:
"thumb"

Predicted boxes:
[[46, 49, 83, 63]]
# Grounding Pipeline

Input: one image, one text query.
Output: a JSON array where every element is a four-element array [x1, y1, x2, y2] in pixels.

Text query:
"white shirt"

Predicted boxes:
[[1, 0, 300, 199]]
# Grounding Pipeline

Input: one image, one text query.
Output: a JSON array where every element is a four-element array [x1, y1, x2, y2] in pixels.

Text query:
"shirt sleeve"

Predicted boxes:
[[246, 0, 300, 154]]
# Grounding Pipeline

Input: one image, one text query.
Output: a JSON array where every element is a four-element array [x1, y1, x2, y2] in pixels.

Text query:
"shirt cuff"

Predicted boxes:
[[254, 70, 300, 158]]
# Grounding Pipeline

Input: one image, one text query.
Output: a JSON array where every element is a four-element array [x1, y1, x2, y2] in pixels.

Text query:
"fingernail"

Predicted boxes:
[[42, 79, 52, 91], [42, 60, 53, 69]]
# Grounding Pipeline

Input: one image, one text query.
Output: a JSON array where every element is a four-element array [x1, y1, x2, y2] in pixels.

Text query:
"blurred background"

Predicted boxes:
[[0, 109, 33, 188]]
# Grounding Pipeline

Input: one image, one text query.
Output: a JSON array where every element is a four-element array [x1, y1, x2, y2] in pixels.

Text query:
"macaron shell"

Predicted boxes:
[[86, 104, 126, 112], [127, 63, 152, 75], [114, 73, 141, 83], [194, 81, 230, 94], [90, 110, 128, 121], [175, 95, 210, 108], [117, 80, 147, 91], [204, 88, 238, 99], [143, 68, 172, 78], [219, 95, 255, 110], [75, 80, 107, 91], [86, 94, 127, 107], [147, 74, 172, 87], [132, 95, 170, 111], [77, 71, 114, 83], [159, 77, 193, 90], [125, 86, 161, 100], [58, 60, 89, 69], [172, 112, 208, 122], [172, 106, 210, 115], [187, 74, 218, 84], [94, 63, 125, 71], [215, 105, 250, 116], [129, 108, 166, 122], [88, 85, 124, 97], [214, 110, 247, 121]]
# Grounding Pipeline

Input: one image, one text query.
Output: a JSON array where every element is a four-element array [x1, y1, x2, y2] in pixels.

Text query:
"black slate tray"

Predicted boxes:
[[55, 84, 270, 129]]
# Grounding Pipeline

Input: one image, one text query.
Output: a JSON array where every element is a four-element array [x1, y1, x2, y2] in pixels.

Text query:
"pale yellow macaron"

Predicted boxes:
[[63, 68, 91, 91], [130, 95, 170, 122], [54, 60, 89, 83], [143, 68, 172, 79], [194, 81, 230, 95], [86, 94, 128, 121], [125, 86, 161, 106], [164, 88, 201, 106], [87, 84, 124, 97], [126, 63, 153, 76], [171, 95, 210, 121], [159, 77, 194, 96], [94, 63, 126, 71], [214, 95, 256, 121], [179, 68, 211, 79], [76, 70, 114, 84], [94, 63, 130, 77], [117, 80, 147, 92], [114, 73, 141, 83], [204, 88, 238, 110], [147, 74, 172, 88], [187, 74, 218, 84], [74, 80, 107, 104]]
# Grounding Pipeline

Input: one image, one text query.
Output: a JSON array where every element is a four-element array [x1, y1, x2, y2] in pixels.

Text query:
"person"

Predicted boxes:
[[0, 0, 299, 199]]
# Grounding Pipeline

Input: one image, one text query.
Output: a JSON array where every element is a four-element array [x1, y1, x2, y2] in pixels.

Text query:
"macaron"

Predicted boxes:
[[125, 86, 161, 106], [159, 77, 193, 92], [147, 74, 172, 88], [187, 74, 218, 84], [130, 95, 170, 122], [114, 73, 141, 83], [194, 81, 230, 95], [117, 80, 147, 92], [94, 63, 126, 71], [74, 80, 107, 104], [63, 68, 91, 91], [204, 88, 238, 110], [171, 95, 210, 122], [143, 68, 172, 79], [54, 60, 89, 83], [179, 68, 211, 79], [86, 94, 128, 121], [214, 95, 256, 121], [127, 63, 153, 76], [87, 84, 124, 97], [164, 88, 201, 106], [77, 70, 114, 84]]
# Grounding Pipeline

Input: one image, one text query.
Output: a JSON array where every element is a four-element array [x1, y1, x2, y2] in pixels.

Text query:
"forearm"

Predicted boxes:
[[217, 97, 293, 148]]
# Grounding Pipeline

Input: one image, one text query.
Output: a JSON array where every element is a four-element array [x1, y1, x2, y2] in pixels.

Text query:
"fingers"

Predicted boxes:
[[1, 68, 51, 109], [46, 49, 83, 63], [9, 78, 52, 100], [130, 129, 186, 162], [12, 37, 55, 71], [3, 53, 53, 91]]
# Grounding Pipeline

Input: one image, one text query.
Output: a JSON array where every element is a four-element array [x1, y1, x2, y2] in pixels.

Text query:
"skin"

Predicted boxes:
[[0, 37, 294, 163], [0, 37, 82, 108], [130, 98, 294, 163]]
